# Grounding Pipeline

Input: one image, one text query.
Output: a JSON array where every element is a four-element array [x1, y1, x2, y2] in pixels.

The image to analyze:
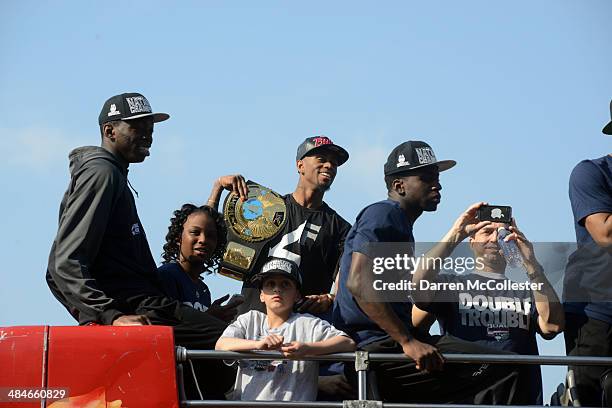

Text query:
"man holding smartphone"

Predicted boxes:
[[411, 203, 564, 404], [563, 100, 612, 406]]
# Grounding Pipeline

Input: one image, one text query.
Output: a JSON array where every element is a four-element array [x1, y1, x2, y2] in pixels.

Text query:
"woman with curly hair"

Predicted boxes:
[[158, 203, 242, 323]]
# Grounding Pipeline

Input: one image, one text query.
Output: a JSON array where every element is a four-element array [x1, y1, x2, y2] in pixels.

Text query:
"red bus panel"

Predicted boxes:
[[0, 326, 47, 408], [46, 326, 178, 408]]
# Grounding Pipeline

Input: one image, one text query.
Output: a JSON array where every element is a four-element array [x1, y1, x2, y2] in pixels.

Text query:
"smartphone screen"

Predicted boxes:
[[477, 205, 512, 223]]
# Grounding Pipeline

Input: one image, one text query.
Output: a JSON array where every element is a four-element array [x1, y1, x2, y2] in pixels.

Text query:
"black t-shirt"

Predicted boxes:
[[239, 194, 351, 314], [419, 271, 542, 404]]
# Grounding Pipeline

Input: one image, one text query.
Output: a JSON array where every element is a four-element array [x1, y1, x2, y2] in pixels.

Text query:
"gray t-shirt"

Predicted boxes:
[[220, 310, 348, 401]]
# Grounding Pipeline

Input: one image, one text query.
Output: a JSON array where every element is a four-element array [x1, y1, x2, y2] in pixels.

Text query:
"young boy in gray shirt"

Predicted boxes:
[[216, 258, 355, 401]]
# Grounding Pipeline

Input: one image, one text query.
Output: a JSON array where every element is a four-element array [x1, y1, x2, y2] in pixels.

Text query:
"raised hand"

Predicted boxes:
[[449, 202, 491, 241], [506, 219, 538, 268], [217, 174, 249, 201]]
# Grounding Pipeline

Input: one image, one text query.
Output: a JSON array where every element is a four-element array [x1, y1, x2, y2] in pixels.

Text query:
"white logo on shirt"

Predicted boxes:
[[458, 292, 531, 331], [268, 222, 307, 265], [305, 222, 321, 242], [268, 221, 321, 265], [131, 223, 141, 236]]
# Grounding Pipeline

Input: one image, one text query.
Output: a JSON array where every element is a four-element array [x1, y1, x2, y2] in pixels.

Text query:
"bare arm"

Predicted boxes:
[[346, 251, 443, 371], [507, 222, 564, 338], [308, 335, 355, 354], [412, 202, 489, 305], [206, 174, 249, 210], [584, 212, 612, 250], [215, 333, 284, 352], [281, 335, 355, 358], [347, 252, 410, 343], [525, 263, 565, 339], [215, 338, 263, 351]]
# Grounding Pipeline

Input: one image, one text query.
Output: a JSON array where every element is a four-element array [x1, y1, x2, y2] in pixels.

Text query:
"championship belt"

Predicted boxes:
[[219, 181, 287, 281]]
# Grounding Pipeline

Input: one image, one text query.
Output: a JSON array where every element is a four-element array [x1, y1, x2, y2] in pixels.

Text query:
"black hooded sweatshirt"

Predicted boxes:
[[46, 146, 166, 325]]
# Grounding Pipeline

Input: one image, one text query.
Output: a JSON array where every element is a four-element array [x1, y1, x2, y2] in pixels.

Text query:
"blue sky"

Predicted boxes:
[[1, 0, 611, 400]]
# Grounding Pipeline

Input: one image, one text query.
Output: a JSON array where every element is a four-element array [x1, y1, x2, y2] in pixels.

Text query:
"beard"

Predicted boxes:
[[319, 183, 332, 192]]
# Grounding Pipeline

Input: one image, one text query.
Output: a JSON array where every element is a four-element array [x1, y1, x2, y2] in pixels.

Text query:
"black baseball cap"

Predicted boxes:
[[296, 135, 349, 166], [251, 258, 302, 289], [99, 92, 170, 125], [384, 141, 456, 176], [603, 99, 612, 135]]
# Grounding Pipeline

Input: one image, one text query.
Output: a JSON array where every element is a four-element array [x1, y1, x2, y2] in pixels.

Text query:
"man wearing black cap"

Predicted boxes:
[[333, 141, 525, 404], [563, 101, 612, 406], [238, 135, 351, 316], [47, 92, 171, 326], [46, 93, 235, 399]]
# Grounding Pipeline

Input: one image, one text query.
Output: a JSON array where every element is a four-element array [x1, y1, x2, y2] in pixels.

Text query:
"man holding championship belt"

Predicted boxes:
[[208, 136, 351, 316]]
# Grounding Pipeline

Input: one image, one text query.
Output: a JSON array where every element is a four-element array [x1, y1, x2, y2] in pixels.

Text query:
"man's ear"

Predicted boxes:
[[259, 290, 265, 304], [392, 178, 404, 195], [102, 123, 115, 141], [296, 159, 304, 175], [468, 236, 476, 249]]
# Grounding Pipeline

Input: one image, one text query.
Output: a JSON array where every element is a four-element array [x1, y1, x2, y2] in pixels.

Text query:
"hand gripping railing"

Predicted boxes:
[[175, 347, 612, 408]]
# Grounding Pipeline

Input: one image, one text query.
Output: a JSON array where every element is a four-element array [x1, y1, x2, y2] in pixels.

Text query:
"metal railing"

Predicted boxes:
[[175, 347, 612, 408]]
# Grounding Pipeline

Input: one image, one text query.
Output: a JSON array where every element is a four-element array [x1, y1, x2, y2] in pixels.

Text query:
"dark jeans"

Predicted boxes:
[[565, 312, 612, 407], [346, 334, 529, 405]]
